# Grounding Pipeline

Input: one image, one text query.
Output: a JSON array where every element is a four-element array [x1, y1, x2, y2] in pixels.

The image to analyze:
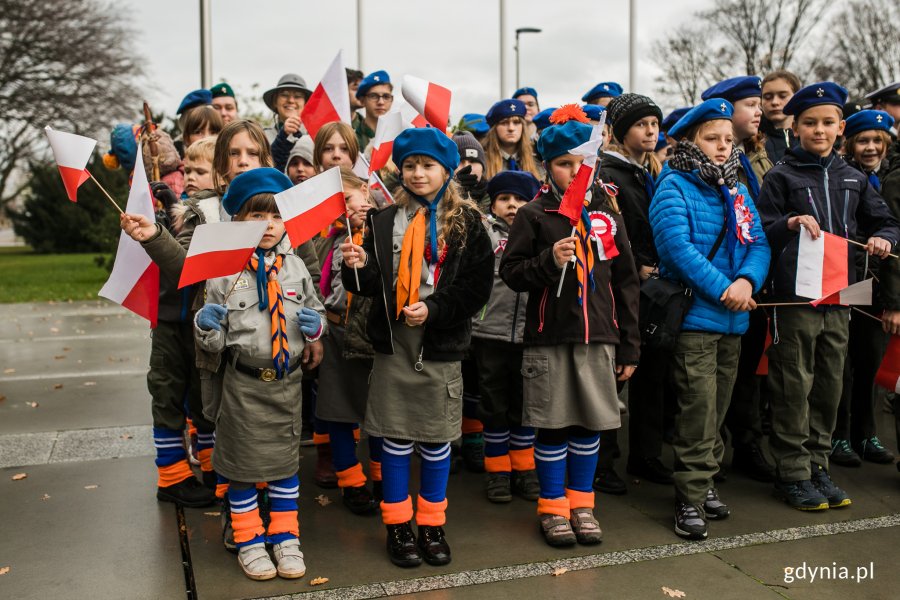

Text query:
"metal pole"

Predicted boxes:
[[515, 31, 520, 91], [199, 0, 212, 88], [628, 0, 636, 91], [356, 0, 363, 70], [499, 0, 507, 98]]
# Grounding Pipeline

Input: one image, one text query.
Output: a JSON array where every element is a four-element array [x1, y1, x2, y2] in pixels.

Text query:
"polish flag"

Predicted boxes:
[[44, 126, 96, 202], [369, 110, 408, 174], [400, 103, 428, 129], [99, 146, 159, 327], [795, 229, 849, 300], [559, 114, 606, 225], [301, 50, 351, 139], [178, 221, 269, 289], [275, 166, 346, 247], [810, 278, 873, 307], [875, 335, 900, 394], [401, 75, 452, 131]]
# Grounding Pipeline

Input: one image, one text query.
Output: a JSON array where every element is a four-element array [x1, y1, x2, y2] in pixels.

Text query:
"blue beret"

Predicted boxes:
[[513, 87, 538, 99], [537, 120, 592, 163], [177, 89, 212, 115], [222, 168, 293, 217], [843, 110, 895, 139], [581, 82, 623, 103], [486, 99, 528, 127], [356, 70, 391, 98], [661, 107, 691, 133], [582, 104, 606, 121], [701, 76, 762, 104], [460, 113, 489, 136], [487, 171, 542, 203], [668, 98, 734, 140], [654, 131, 669, 152], [533, 107, 557, 131], [392, 127, 460, 174], [783, 81, 848, 117]]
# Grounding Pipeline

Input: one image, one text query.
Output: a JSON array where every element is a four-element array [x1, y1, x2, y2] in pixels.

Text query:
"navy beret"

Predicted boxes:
[[537, 120, 592, 163], [392, 127, 460, 174], [864, 81, 900, 104], [783, 82, 848, 117], [177, 89, 212, 115], [668, 98, 734, 140], [843, 110, 895, 139], [661, 107, 691, 132], [513, 87, 538, 99], [486, 99, 528, 127], [533, 107, 557, 131], [701, 76, 762, 104], [488, 171, 541, 203], [582, 104, 606, 121], [654, 131, 669, 152], [222, 168, 294, 217], [357, 70, 391, 98], [460, 113, 489, 136], [581, 81, 623, 103]]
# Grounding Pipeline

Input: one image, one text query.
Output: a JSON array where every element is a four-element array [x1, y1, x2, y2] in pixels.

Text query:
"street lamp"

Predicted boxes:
[[515, 27, 542, 91]]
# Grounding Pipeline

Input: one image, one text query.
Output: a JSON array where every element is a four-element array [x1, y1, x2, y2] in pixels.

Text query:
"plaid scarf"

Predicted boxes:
[[669, 139, 740, 189]]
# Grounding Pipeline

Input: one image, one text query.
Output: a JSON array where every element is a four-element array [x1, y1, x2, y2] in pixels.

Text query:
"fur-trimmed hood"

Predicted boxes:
[[170, 191, 222, 233]]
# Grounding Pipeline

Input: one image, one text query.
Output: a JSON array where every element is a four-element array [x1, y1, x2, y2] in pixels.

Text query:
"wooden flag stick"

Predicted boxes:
[[221, 273, 243, 306], [844, 236, 899, 260], [87, 171, 125, 215], [851, 306, 883, 324], [345, 214, 361, 290], [755, 302, 811, 307], [556, 225, 578, 298]]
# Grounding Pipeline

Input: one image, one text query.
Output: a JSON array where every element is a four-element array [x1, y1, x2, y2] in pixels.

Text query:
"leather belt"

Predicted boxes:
[[326, 310, 344, 326], [227, 351, 301, 382]]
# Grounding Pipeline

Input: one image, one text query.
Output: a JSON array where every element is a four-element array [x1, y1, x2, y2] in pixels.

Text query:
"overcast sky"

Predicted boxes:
[[124, 0, 712, 123]]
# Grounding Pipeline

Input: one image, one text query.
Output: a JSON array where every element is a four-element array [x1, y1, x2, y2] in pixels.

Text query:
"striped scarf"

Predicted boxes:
[[249, 251, 289, 378], [574, 206, 596, 305]]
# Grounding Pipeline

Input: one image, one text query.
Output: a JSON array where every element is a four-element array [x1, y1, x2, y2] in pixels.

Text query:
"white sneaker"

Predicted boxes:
[[273, 538, 306, 579], [237, 542, 277, 581]]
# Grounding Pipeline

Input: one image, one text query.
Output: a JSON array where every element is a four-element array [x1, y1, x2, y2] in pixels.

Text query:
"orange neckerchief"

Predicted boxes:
[[248, 253, 289, 377], [574, 214, 595, 306], [395, 208, 426, 319]]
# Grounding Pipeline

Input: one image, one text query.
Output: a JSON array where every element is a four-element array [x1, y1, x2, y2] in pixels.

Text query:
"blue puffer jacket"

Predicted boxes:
[[649, 164, 771, 335]]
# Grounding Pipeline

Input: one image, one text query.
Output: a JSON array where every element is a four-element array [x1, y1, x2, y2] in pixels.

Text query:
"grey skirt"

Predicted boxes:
[[315, 325, 372, 423], [521, 343, 620, 431], [365, 321, 462, 443]]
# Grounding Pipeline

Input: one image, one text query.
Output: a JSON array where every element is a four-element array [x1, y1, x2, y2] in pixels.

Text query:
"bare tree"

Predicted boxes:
[[651, 27, 730, 106], [0, 0, 142, 212]]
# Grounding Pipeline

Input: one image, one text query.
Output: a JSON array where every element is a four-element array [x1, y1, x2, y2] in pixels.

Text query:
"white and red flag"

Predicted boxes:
[[795, 229, 849, 300], [401, 75, 451, 131], [369, 110, 408, 174], [178, 221, 268, 289], [99, 146, 159, 327], [810, 278, 873, 306], [275, 166, 345, 247], [875, 335, 900, 394], [44, 126, 96, 202], [301, 50, 351, 139], [559, 112, 606, 225]]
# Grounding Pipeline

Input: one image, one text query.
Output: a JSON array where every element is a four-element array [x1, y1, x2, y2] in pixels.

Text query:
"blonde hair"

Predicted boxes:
[[314, 122, 359, 172], [339, 166, 375, 207], [483, 117, 541, 179], [212, 120, 272, 195], [843, 130, 891, 163], [185, 137, 216, 165]]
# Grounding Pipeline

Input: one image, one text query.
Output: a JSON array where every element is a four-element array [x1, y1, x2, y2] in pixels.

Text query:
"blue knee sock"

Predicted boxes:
[[567, 434, 601, 492], [153, 427, 187, 467], [328, 421, 359, 472], [419, 442, 452, 503], [534, 441, 567, 499], [382, 438, 413, 503], [266, 475, 300, 545], [510, 425, 536, 451], [484, 427, 511, 474]]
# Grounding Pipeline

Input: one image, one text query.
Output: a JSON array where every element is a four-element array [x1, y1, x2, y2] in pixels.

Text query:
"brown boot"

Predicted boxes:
[[314, 443, 338, 488]]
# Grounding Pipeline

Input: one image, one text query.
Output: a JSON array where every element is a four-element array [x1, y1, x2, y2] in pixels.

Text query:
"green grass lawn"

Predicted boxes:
[[0, 247, 109, 303]]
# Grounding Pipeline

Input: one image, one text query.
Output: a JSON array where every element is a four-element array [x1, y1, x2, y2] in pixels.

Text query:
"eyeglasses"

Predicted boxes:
[[365, 93, 394, 103], [278, 90, 307, 101]]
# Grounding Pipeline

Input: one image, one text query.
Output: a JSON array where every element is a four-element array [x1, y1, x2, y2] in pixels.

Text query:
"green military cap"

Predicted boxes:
[[210, 82, 235, 99]]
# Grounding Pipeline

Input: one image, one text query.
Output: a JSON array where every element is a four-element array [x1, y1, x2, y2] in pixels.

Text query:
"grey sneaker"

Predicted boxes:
[[237, 542, 277, 581], [704, 488, 730, 520], [538, 513, 577, 547], [486, 472, 512, 503], [272, 538, 306, 579], [569, 507, 603, 545], [674, 502, 707, 540], [511, 469, 541, 500]]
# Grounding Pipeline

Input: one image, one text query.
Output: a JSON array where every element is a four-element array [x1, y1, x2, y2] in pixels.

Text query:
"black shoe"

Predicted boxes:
[[386, 522, 422, 568], [372, 480, 384, 503], [855, 437, 895, 464], [830, 439, 862, 467], [486, 472, 512, 503], [461, 433, 485, 472], [772, 479, 829, 511], [593, 467, 627, 495], [157, 477, 216, 508], [732, 444, 775, 482], [511, 469, 541, 501], [811, 464, 851, 508], [342, 484, 376, 515], [201, 470, 218, 490], [674, 502, 707, 540], [417, 525, 451, 566], [703, 488, 730, 520], [626, 457, 673, 484]]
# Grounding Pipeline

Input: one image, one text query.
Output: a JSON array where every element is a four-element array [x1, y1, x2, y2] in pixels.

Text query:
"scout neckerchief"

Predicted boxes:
[[737, 150, 761, 200], [548, 180, 596, 305], [249, 249, 290, 378]]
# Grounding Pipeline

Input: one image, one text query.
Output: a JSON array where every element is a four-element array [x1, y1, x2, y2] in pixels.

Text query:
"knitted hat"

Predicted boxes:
[[357, 70, 391, 98], [486, 99, 527, 127], [667, 98, 734, 140], [783, 82, 848, 117], [487, 171, 541, 203], [210, 83, 235, 99], [701, 76, 762, 104], [843, 110, 895, 139], [537, 106, 592, 163], [285, 137, 314, 175], [222, 168, 293, 216], [177, 89, 212, 115], [606, 93, 663, 143], [581, 81, 623, 103], [263, 74, 313, 112], [392, 127, 459, 173], [452, 132, 485, 168]]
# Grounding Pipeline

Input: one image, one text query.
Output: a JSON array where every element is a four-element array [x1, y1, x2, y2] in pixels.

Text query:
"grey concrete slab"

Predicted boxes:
[[0, 299, 147, 340], [50, 425, 154, 463], [0, 431, 56, 468], [0, 457, 185, 600]]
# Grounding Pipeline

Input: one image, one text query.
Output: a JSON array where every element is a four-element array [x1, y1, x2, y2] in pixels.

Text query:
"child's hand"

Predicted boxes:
[[197, 303, 227, 331], [297, 307, 322, 337], [341, 236, 367, 267], [282, 116, 302, 136], [120, 212, 157, 242], [883, 310, 900, 336], [866, 236, 893, 258], [639, 265, 657, 281], [402, 301, 428, 326], [788, 215, 820, 239], [720, 278, 756, 312], [616, 364, 636, 381], [553, 236, 578, 268], [302, 339, 324, 370]]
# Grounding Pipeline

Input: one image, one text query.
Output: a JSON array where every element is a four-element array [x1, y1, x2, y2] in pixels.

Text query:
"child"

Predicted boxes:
[[581, 82, 624, 107], [340, 127, 493, 567], [183, 138, 217, 199], [262, 74, 312, 172], [182, 105, 224, 149], [483, 99, 543, 180], [194, 168, 326, 581], [285, 137, 316, 185], [474, 170, 542, 503], [760, 70, 801, 161], [755, 82, 900, 511], [452, 132, 488, 209], [313, 122, 359, 173], [651, 99, 770, 539], [499, 106, 641, 547], [354, 70, 393, 151]]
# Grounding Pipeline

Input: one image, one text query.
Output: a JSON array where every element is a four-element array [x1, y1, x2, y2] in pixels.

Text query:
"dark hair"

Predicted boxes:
[[182, 105, 224, 141], [234, 193, 278, 221], [762, 70, 802, 93], [346, 68, 363, 84]]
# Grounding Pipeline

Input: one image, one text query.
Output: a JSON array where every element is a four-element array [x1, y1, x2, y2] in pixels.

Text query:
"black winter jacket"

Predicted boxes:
[[878, 140, 900, 311], [760, 116, 798, 163], [596, 151, 658, 269]]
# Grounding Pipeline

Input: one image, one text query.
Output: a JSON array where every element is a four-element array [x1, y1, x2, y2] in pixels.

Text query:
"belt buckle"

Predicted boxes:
[[260, 368, 277, 382]]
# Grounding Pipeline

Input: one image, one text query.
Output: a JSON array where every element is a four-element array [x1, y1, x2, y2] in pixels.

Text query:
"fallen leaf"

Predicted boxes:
[[552, 567, 568, 577], [84, 485, 99, 490], [53, 355, 66, 360], [309, 577, 329, 586], [53, 384, 63, 390], [49, 327, 59, 333], [62, 347, 71, 352], [0, 395, 6, 402], [11, 473, 27, 481], [314, 494, 332, 507], [120, 434, 133, 440], [203, 511, 221, 517], [0, 566, 9, 575], [83, 381, 96, 387], [41, 494, 51, 501], [29, 402, 39, 408], [3, 368, 15, 374], [662, 587, 686, 598]]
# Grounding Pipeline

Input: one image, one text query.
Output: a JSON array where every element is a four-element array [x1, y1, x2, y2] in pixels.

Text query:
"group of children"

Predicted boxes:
[[109, 68, 900, 580]]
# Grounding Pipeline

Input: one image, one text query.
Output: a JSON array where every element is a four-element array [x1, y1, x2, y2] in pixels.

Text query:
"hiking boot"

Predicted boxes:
[[272, 538, 306, 579], [674, 502, 707, 540], [461, 433, 485, 472], [538, 513, 577, 547], [593, 467, 627, 495], [157, 476, 215, 508], [511, 469, 541, 501], [569, 507, 603, 545], [626, 457, 674, 484], [417, 525, 451, 566], [704, 488, 730, 520], [811, 464, 851, 508], [855, 437, 895, 464], [486, 472, 512, 503], [342, 484, 376, 515], [220, 498, 236, 553], [732, 443, 776, 481], [237, 542, 277, 581], [773, 479, 829, 511], [386, 522, 422, 568], [314, 443, 338, 488], [830, 439, 862, 467]]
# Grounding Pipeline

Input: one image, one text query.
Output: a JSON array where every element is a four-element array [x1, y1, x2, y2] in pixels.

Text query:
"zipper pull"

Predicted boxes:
[[414, 347, 424, 372]]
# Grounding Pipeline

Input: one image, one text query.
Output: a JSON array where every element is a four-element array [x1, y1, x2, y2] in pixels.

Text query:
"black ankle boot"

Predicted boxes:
[[157, 477, 215, 508], [386, 522, 422, 568], [417, 525, 451, 566], [342, 484, 376, 515]]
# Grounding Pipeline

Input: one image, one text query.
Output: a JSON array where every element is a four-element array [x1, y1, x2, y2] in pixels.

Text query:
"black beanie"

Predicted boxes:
[[606, 93, 663, 143], [452, 132, 486, 169]]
